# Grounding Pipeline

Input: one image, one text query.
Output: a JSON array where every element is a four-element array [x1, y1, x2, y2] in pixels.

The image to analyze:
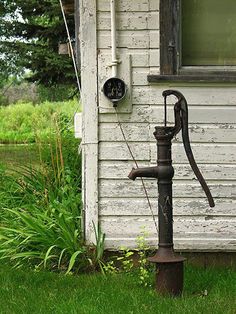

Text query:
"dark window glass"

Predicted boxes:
[[182, 0, 236, 66]]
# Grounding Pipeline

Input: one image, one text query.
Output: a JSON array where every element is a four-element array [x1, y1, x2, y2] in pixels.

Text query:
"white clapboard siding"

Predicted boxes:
[[99, 105, 236, 123], [99, 179, 236, 199], [99, 105, 151, 122], [104, 235, 236, 251], [100, 216, 236, 238], [99, 142, 236, 164], [99, 198, 236, 217], [99, 123, 150, 142], [133, 86, 236, 105], [97, 12, 159, 31], [98, 30, 159, 49], [97, 48, 160, 67], [149, 106, 236, 124], [100, 216, 236, 251], [98, 48, 158, 67], [99, 123, 236, 143], [153, 143, 236, 164], [99, 142, 150, 161], [97, 0, 159, 12], [132, 68, 151, 86], [99, 161, 236, 180], [101, 49, 159, 67], [80, 0, 236, 251]]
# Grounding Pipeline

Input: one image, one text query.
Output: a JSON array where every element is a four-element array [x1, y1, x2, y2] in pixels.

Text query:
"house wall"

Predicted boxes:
[[81, 0, 236, 251]]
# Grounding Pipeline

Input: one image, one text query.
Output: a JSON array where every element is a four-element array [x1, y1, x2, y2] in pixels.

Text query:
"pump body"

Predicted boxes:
[[128, 90, 215, 296]]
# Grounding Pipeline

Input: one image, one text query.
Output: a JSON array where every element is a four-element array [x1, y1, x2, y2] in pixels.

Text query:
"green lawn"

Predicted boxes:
[[0, 264, 235, 314]]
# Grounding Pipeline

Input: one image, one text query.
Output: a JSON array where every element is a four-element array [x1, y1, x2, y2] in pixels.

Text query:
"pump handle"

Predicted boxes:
[[162, 89, 215, 208]]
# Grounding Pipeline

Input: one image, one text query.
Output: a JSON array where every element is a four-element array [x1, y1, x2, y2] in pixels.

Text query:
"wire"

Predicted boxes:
[[59, 0, 81, 94], [115, 108, 159, 235], [59, 0, 82, 123]]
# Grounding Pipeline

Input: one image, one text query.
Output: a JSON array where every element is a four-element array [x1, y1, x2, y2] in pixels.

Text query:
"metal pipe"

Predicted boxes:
[[128, 167, 159, 180], [110, 0, 118, 77]]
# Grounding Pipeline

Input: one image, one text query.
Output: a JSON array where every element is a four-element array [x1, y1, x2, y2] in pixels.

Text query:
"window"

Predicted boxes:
[[182, 0, 236, 67], [148, 0, 236, 82]]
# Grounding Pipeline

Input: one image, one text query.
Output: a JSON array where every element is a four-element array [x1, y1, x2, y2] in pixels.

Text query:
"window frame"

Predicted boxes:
[[148, 0, 236, 83]]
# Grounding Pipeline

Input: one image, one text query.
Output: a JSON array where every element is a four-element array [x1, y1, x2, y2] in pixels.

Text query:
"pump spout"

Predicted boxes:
[[128, 167, 158, 180]]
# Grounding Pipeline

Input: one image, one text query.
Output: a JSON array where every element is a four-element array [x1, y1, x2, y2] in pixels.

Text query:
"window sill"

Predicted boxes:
[[147, 74, 236, 83]]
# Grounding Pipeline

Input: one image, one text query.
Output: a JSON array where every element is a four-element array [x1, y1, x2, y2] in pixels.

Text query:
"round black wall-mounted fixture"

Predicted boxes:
[[102, 77, 126, 106]]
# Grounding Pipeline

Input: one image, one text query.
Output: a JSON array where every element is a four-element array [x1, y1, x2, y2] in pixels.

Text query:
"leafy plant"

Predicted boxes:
[[116, 248, 135, 273], [0, 113, 85, 273], [93, 222, 106, 264], [136, 229, 152, 287], [102, 260, 118, 275], [102, 228, 153, 287], [86, 222, 106, 273]]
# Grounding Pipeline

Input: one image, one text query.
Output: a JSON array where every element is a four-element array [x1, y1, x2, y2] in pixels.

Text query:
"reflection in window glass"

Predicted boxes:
[[182, 0, 236, 66]]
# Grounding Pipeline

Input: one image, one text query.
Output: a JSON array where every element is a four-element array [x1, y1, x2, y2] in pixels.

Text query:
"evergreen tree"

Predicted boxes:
[[0, 0, 76, 87]]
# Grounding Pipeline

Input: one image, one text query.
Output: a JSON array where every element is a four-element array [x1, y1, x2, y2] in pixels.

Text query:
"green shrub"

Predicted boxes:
[[0, 100, 80, 144]]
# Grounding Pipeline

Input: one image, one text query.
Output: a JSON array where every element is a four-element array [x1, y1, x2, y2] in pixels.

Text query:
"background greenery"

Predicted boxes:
[[0, 99, 88, 273], [0, 99, 78, 143], [0, 0, 76, 87]]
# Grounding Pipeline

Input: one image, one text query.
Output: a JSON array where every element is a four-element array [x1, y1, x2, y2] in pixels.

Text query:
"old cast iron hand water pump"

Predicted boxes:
[[128, 90, 215, 296]]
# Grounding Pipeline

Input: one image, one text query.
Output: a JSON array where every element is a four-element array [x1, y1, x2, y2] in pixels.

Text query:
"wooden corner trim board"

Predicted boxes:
[[80, 0, 98, 245]]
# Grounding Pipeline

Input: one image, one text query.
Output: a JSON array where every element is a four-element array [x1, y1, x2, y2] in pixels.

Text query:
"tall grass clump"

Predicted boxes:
[[0, 111, 89, 273]]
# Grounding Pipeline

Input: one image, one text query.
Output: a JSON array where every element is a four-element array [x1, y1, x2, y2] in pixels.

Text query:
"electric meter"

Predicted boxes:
[[102, 77, 126, 106]]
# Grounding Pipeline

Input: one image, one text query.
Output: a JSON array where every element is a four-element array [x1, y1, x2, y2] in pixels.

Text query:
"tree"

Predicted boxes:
[[0, 0, 76, 87]]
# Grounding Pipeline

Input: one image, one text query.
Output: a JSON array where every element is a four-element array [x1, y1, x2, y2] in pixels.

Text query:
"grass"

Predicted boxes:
[[0, 144, 40, 168], [0, 264, 235, 314]]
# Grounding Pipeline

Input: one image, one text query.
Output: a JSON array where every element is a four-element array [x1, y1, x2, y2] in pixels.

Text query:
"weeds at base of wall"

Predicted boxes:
[[101, 229, 155, 287]]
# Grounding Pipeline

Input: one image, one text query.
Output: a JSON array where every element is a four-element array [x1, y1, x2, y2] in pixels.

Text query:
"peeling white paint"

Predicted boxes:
[[81, 0, 236, 251]]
